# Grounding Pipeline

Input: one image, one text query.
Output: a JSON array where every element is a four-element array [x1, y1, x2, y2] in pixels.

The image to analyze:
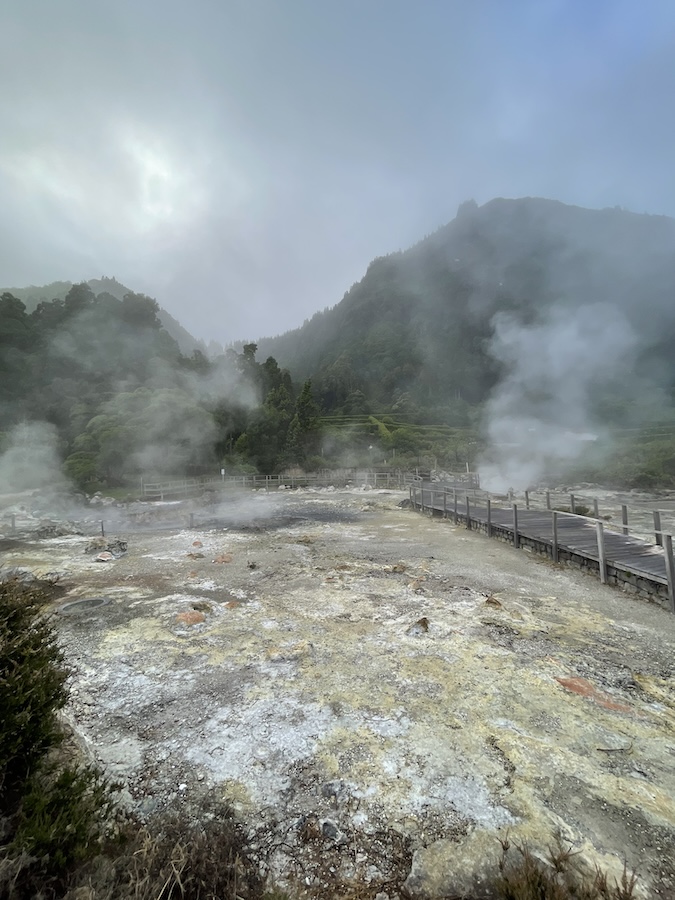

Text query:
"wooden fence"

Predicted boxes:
[[410, 483, 675, 613], [140, 469, 481, 500]]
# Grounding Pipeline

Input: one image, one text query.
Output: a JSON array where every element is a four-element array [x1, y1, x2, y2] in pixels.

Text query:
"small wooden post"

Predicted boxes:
[[552, 510, 559, 563], [525, 490, 530, 510], [487, 497, 492, 537], [653, 510, 663, 547], [430, 490, 435, 516], [596, 521, 607, 584], [466, 495, 471, 530], [266, 474, 270, 492], [663, 534, 675, 613], [100, 521, 105, 538], [442, 490, 447, 518], [421, 488, 425, 513], [453, 489, 458, 524], [570, 493, 576, 514], [593, 498, 599, 519], [546, 490, 551, 510], [621, 504, 628, 536], [513, 503, 519, 548]]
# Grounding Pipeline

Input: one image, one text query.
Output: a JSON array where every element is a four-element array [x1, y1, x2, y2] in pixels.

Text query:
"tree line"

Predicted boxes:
[[0, 285, 324, 488]]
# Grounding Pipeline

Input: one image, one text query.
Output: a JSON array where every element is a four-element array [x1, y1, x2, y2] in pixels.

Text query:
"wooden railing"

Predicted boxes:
[[410, 483, 675, 612], [140, 470, 480, 500]]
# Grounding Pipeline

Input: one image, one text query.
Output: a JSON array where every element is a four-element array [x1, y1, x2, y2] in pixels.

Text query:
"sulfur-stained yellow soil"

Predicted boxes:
[[3, 488, 674, 897]]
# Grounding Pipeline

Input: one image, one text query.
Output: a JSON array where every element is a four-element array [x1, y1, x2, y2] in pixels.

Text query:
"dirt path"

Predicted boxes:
[[3, 488, 674, 897]]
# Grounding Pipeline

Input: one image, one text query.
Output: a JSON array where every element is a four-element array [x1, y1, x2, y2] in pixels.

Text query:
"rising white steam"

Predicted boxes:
[[479, 303, 636, 491], [0, 422, 67, 494]]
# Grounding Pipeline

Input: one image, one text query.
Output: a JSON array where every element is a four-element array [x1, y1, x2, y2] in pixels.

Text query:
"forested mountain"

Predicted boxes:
[[257, 197, 675, 426], [0, 284, 322, 489], [2, 277, 205, 357], [3, 197, 675, 491]]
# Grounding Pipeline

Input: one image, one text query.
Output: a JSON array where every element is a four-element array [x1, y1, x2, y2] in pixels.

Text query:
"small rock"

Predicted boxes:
[[407, 617, 430, 636], [95, 551, 114, 562], [321, 819, 341, 841]]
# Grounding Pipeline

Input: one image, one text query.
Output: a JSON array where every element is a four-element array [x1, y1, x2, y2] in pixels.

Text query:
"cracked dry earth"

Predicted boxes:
[[4, 488, 675, 897]]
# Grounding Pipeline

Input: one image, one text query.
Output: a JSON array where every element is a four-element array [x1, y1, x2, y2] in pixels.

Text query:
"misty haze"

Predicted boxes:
[[1, 2, 675, 899]]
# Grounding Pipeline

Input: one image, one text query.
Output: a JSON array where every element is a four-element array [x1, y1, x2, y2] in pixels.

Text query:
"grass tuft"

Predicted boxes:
[[496, 837, 637, 900]]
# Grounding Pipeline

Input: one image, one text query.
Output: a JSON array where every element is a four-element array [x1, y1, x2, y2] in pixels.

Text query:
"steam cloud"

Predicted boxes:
[[479, 304, 636, 491], [0, 422, 68, 494]]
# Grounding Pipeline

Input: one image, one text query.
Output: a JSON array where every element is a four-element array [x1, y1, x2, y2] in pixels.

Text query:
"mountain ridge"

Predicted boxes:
[[1, 276, 205, 357], [254, 196, 675, 419]]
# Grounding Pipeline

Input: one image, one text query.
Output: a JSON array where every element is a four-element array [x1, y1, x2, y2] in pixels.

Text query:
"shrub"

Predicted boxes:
[[0, 578, 116, 899], [0, 579, 69, 798]]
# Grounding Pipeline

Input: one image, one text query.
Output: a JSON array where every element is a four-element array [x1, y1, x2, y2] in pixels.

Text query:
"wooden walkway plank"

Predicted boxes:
[[411, 485, 671, 595]]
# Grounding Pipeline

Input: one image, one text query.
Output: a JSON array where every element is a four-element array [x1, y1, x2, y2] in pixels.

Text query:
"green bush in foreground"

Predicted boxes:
[[0, 579, 69, 796], [0, 578, 115, 899]]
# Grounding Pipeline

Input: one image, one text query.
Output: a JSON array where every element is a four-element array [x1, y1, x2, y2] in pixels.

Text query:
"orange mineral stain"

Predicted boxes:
[[555, 676, 633, 714], [176, 610, 206, 625]]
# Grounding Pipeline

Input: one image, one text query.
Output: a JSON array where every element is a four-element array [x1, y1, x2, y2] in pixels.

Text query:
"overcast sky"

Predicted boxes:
[[1, 0, 674, 345]]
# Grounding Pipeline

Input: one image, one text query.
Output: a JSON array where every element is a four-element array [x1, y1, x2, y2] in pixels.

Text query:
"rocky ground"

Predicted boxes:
[[1, 487, 674, 898]]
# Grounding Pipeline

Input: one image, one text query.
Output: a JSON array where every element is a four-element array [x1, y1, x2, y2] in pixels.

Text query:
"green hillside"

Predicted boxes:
[[4, 197, 675, 489], [257, 197, 675, 422], [1, 277, 205, 357]]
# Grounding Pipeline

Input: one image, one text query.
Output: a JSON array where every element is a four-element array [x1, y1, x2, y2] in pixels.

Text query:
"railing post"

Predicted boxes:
[[525, 490, 530, 510], [663, 534, 675, 613], [453, 489, 458, 524], [546, 490, 551, 510], [512, 503, 519, 548], [596, 521, 607, 584], [421, 488, 425, 513], [443, 490, 447, 519], [653, 510, 663, 547], [552, 510, 558, 563], [621, 504, 629, 536], [570, 493, 576, 514], [486, 498, 492, 537], [466, 495, 471, 530]]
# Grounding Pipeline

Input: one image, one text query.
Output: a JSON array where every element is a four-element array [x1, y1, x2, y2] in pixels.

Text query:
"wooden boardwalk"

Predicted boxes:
[[411, 483, 675, 612]]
